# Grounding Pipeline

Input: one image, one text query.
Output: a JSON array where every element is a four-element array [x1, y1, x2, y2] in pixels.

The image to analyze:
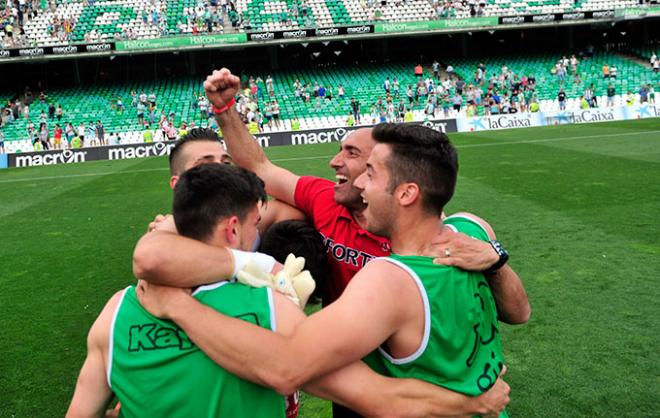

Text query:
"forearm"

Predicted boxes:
[[488, 264, 531, 324], [383, 379, 486, 418], [171, 295, 311, 395], [216, 108, 269, 172], [305, 364, 480, 418], [133, 231, 233, 286]]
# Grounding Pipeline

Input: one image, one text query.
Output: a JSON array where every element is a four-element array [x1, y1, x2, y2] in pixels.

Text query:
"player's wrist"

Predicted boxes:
[[211, 97, 236, 115], [168, 293, 197, 323], [466, 394, 490, 416], [484, 246, 500, 271], [483, 240, 509, 276], [229, 248, 277, 278]]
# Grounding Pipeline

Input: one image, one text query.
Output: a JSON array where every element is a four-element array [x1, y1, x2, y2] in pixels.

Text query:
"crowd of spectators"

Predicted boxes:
[[3, 0, 47, 48], [230, 75, 284, 133], [0, 84, 122, 152], [384, 60, 542, 118], [2, 0, 660, 51], [1, 0, 80, 48], [1, 49, 658, 153], [0, 0, 509, 49], [429, 0, 487, 20]]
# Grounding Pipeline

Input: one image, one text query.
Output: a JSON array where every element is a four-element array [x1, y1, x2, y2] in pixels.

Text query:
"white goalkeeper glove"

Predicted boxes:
[[236, 253, 316, 308], [274, 254, 316, 309]]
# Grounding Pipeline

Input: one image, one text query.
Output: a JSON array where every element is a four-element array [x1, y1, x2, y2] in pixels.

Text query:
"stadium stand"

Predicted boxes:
[[2, 0, 647, 48], [1, 49, 656, 152]]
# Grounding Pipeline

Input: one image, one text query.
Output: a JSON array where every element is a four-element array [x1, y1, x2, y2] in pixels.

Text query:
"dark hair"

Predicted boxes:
[[371, 123, 458, 215], [173, 164, 266, 242], [258, 220, 328, 304], [169, 127, 222, 175]]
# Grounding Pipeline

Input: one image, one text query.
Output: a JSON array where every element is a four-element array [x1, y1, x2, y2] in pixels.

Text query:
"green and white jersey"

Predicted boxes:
[[365, 215, 507, 417], [109, 282, 286, 418]]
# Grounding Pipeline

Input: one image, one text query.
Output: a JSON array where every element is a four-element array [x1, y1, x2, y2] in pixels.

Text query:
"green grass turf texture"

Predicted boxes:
[[0, 119, 658, 418]]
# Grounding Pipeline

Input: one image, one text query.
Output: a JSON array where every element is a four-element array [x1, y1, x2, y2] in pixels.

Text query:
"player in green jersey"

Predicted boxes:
[[67, 163, 511, 418], [135, 124, 515, 415]]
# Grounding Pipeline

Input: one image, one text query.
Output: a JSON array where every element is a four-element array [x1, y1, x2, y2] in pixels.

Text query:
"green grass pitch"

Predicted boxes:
[[0, 119, 658, 417]]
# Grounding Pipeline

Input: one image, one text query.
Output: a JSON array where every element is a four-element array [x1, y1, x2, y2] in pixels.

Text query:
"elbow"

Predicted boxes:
[[273, 370, 305, 396], [502, 303, 531, 325], [261, 365, 305, 396], [518, 303, 532, 324], [132, 237, 162, 282]]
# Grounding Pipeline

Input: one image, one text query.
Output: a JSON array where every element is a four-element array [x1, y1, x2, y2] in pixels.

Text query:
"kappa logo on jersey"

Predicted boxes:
[[322, 235, 377, 268], [128, 323, 195, 352]]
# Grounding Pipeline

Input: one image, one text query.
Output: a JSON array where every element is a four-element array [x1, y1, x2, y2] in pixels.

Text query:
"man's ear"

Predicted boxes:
[[224, 216, 241, 247], [396, 182, 421, 208], [169, 175, 179, 190]]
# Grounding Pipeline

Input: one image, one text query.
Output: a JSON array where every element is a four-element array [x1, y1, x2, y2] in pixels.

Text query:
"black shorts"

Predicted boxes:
[[273, 114, 279, 120], [453, 104, 461, 111]]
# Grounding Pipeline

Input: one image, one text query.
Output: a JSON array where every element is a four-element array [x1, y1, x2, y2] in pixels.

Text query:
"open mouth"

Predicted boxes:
[[335, 174, 349, 185]]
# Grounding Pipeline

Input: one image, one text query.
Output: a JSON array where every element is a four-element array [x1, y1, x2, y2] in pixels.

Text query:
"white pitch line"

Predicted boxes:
[[0, 167, 168, 184], [1, 129, 658, 184]]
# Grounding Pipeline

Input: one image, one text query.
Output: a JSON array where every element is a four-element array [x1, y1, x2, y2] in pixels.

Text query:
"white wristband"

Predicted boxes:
[[229, 249, 276, 278]]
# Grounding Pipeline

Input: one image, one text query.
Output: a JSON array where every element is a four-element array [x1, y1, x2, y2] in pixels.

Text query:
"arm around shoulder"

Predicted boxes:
[[132, 230, 235, 287]]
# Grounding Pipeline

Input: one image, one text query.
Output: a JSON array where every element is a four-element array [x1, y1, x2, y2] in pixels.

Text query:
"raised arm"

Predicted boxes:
[[66, 292, 120, 418], [204, 68, 300, 205]]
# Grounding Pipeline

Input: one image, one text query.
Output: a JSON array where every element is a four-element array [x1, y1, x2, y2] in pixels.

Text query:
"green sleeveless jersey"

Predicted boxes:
[[109, 282, 286, 418], [365, 215, 507, 417]]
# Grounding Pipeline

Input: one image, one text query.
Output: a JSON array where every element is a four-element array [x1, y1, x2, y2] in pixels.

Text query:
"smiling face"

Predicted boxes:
[[353, 143, 397, 238], [328, 128, 376, 211]]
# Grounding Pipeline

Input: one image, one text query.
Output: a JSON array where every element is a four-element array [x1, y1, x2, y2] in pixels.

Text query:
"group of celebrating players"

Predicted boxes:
[[65, 68, 531, 418]]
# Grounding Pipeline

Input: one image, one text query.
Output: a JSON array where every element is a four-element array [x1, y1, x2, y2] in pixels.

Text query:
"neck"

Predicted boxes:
[[351, 207, 368, 229], [389, 210, 446, 256]]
